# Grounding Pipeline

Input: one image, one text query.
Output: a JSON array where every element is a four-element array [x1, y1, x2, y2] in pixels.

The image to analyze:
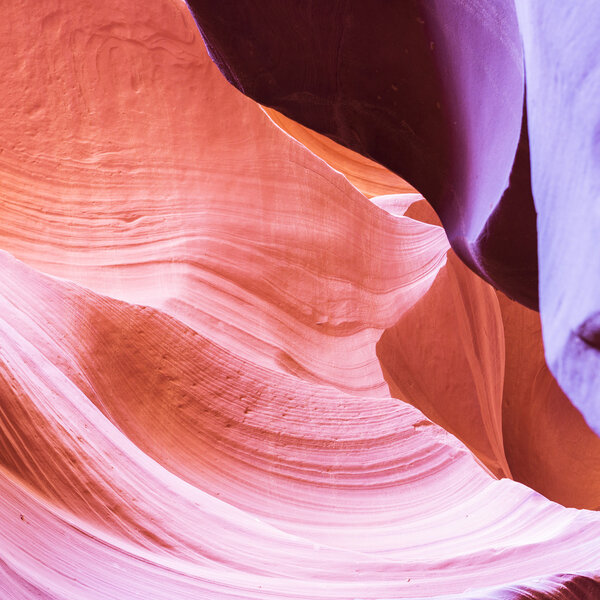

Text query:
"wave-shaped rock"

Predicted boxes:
[[189, 0, 600, 475], [0, 249, 599, 598], [0, 0, 598, 597], [189, 0, 539, 310]]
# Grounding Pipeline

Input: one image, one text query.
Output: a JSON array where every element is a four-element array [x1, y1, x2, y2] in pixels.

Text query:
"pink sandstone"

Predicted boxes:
[[0, 1, 597, 598]]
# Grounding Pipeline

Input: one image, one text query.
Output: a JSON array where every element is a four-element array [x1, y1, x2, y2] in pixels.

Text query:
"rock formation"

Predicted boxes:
[[0, 1, 598, 597]]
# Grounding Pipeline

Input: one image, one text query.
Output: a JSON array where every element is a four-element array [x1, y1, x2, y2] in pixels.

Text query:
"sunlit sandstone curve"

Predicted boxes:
[[0, 0, 599, 598], [0, 0, 448, 399], [188, 0, 600, 467], [0, 249, 600, 598], [189, 0, 539, 310], [379, 243, 600, 511]]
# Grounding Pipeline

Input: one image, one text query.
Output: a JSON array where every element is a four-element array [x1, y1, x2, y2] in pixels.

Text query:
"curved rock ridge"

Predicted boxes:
[[262, 107, 417, 199], [0, 0, 448, 399], [0, 0, 599, 598], [0, 249, 599, 598], [188, 0, 600, 464], [189, 0, 539, 310], [378, 250, 509, 479], [433, 573, 600, 600], [379, 244, 600, 510]]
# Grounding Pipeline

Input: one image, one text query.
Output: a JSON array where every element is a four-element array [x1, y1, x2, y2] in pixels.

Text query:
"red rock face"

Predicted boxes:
[[188, 0, 600, 446], [0, 1, 599, 599], [189, 0, 539, 310]]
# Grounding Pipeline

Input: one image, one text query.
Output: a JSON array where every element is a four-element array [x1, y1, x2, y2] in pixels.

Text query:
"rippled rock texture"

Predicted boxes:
[[190, 0, 600, 442], [0, 1, 599, 598]]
